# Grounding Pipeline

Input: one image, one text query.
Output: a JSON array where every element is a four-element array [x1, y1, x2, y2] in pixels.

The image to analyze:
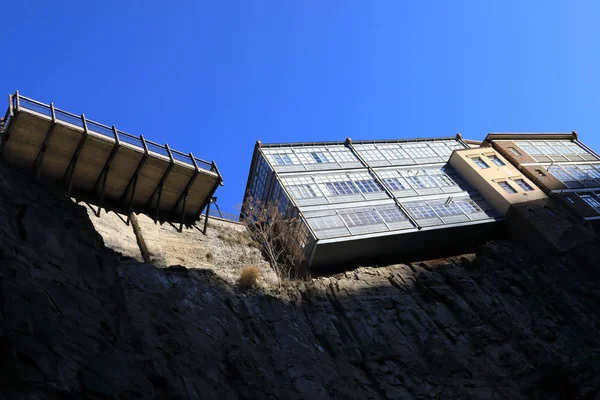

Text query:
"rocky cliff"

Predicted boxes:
[[0, 162, 599, 399]]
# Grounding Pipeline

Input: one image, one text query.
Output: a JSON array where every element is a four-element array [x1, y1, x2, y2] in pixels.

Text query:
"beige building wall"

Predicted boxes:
[[449, 148, 547, 215]]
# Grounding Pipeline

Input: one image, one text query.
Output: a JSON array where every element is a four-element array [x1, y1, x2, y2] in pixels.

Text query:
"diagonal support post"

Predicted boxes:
[[145, 144, 174, 223], [63, 114, 89, 197], [121, 135, 149, 224], [172, 152, 200, 232], [33, 103, 57, 180], [93, 125, 120, 217]]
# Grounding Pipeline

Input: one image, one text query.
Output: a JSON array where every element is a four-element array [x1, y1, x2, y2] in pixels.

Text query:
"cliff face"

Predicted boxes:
[[0, 163, 599, 399]]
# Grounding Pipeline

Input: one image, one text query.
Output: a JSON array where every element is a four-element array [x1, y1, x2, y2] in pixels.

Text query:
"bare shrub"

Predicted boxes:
[[206, 252, 214, 262], [238, 265, 260, 290], [240, 195, 308, 281]]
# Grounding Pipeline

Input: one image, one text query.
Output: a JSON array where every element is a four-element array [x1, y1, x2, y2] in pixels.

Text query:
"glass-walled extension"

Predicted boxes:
[[243, 136, 503, 268]]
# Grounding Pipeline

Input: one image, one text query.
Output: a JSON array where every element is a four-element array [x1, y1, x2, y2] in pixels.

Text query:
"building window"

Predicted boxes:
[[498, 181, 517, 194], [325, 181, 360, 196], [430, 173, 457, 187], [340, 210, 383, 227], [383, 177, 406, 191], [405, 203, 437, 219], [311, 152, 330, 163], [508, 147, 521, 156], [272, 154, 294, 165], [514, 179, 534, 192], [488, 155, 505, 167], [430, 203, 464, 217], [353, 179, 382, 193], [455, 199, 482, 214], [289, 184, 316, 199], [580, 194, 600, 211], [377, 206, 407, 222], [471, 157, 490, 169], [311, 216, 346, 230], [407, 175, 437, 189]]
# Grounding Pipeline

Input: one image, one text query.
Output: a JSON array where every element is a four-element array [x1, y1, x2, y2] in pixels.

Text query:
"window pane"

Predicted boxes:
[[488, 155, 505, 167], [514, 179, 534, 192], [377, 206, 407, 222], [581, 194, 600, 210], [471, 157, 490, 169], [354, 179, 382, 193], [384, 177, 406, 191], [325, 181, 360, 196], [311, 152, 330, 163], [340, 210, 383, 226], [289, 184, 316, 199], [407, 175, 437, 189], [405, 203, 437, 219], [498, 181, 517, 194]]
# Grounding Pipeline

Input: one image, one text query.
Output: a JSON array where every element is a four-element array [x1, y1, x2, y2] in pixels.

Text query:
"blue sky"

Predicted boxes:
[[2, 1, 600, 213]]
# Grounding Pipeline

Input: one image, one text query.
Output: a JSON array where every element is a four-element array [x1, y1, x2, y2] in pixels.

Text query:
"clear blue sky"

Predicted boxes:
[[2, 1, 599, 213]]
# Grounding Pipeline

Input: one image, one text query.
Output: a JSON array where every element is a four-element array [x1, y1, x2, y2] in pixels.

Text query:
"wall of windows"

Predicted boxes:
[[511, 140, 597, 162], [546, 164, 600, 189], [403, 196, 496, 227], [262, 145, 362, 172], [353, 140, 466, 166]]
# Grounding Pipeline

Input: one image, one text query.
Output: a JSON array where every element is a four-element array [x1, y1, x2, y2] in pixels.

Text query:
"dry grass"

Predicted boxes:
[[238, 265, 260, 290], [206, 251, 214, 262]]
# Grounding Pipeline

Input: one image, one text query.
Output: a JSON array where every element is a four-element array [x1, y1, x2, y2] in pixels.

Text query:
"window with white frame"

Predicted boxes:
[[272, 154, 294, 165], [328, 147, 358, 163], [353, 179, 382, 193], [289, 184, 317, 199], [404, 202, 437, 219], [406, 174, 437, 189], [378, 145, 411, 161], [455, 199, 482, 214], [311, 152, 330, 163], [325, 181, 360, 196], [430, 202, 464, 217], [498, 181, 517, 194], [310, 216, 346, 230], [427, 168, 458, 187], [513, 179, 534, 192], [488, 155, 505, 166], [340, 209, 383, 227], [402, 143, 439, 159], [383, 177, 406, 191], [376, 205, 408, 222], [355, 145, 386, 161]]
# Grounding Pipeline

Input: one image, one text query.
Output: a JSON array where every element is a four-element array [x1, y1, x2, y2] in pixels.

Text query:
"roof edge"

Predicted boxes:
[[260, 136, 459, 148], [483, 132, 576, 143]]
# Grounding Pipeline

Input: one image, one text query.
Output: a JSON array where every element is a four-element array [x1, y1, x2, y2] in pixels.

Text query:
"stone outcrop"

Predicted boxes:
[[1, 162, 599, 399]]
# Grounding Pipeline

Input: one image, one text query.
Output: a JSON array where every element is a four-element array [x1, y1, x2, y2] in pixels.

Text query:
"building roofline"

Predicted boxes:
[[259, 135, 460, 148], [483, 132, 576, 143]]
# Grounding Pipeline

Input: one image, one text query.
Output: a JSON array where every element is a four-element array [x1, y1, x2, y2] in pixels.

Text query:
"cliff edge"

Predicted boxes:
[[0, 162, 599, 399]]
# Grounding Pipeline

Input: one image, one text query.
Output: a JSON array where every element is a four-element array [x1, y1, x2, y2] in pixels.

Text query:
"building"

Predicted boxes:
[[242, 135, 504, 270], [482, 132, 600, 230], [449, 146, 547, 215], [0, 91, 222, 230]]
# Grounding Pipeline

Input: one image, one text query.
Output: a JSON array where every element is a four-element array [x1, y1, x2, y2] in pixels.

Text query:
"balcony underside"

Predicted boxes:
[[2, 110, 220, 224], [310, 218, 506, 271]]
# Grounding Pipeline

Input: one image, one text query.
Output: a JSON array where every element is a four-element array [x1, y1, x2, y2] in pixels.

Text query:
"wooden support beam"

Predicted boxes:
[[171, 152, 199, 225], [202, 198, 212, 235], [64, 113, 89, 197], [178, 191, 189, 232], [145, 144, 174, 223], [94, 125, 120, 217], [33, 103, 57, 180]]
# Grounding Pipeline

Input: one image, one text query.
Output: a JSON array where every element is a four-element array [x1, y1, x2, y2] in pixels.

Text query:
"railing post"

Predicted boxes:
[[14, 91, 20, 112], [8, 94, 13, 117]]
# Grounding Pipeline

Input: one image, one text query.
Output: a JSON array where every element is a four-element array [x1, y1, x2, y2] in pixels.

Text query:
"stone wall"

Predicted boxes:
[[1, 162, 600, 399]]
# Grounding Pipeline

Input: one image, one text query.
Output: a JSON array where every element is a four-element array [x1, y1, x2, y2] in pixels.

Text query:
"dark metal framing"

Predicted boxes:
[[171, 152, 200, 231], [93, 125, 120, 216], [63, 114, 89, 197], [146, 143, 175, 223], [33, 103, 57, 180], [121, 135, 149, 224]]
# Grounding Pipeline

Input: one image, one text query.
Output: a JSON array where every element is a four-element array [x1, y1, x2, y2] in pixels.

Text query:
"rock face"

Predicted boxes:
[[0, 162, 599, 399]]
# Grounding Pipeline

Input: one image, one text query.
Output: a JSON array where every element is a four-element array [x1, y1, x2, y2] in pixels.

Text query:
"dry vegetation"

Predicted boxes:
[[240, 196, 308, 281], [238, 265, 261, 290]]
